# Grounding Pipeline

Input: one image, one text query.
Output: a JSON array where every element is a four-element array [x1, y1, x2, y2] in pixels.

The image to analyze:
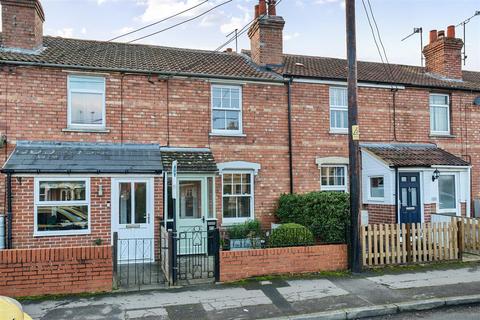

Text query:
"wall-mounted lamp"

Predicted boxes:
[[16, 177, 22, 185], [432, 169, 440, 182]]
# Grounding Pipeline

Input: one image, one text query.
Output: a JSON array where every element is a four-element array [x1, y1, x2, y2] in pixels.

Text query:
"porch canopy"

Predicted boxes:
[[160, 147, 217, 173], [1, 141, 164, 174], [361, 143, 470, 167]]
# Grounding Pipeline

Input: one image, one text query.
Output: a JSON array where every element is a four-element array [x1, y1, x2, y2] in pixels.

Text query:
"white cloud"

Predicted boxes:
[[55, 28, 74, 38], [220, 12, 250, 34], [81, 27, 87, 35], [316, 0, 345, 7], [284, 32, 300, 41], [138, 0, 209, 23]]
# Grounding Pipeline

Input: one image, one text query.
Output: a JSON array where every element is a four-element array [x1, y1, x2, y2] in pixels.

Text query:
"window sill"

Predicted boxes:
[[33, 230, 91, 237], [429, 133, 456, 138], [209, 132, 246, 138], [63, 127, 110, 133], [329, 130, 348, 135]]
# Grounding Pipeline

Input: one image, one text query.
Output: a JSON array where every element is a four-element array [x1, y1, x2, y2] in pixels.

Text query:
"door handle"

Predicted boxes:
[[202, 216, 205, 223]]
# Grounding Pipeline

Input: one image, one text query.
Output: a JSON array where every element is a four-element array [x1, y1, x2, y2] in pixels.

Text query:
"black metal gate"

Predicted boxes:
[[171, 227, 220, 285], [113, 232, 166, 289]]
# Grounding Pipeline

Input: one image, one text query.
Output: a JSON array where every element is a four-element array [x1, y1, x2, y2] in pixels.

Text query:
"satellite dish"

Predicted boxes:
[[474, 96, 480, 106]]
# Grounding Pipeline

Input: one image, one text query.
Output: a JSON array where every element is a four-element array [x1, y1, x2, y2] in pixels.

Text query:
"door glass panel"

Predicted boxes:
[[401, 176, 407, 182], [410, 176, 416, 182], [439, 175, 456, 210], [119, 183, 132, 224], [134, 182, 147, 224], [179, 180, 202, 219], [401, 188, 408, 206], [411, 187, 417, 206]]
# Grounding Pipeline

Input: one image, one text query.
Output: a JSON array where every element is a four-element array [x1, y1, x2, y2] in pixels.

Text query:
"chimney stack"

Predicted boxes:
[[423, 25, 463, 80], [248, 0, 285, 66], [1, 0, 45, 52]]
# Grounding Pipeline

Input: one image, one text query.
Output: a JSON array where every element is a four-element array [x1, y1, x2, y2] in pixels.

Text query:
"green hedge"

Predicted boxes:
[[268, 223, 315, 247], [275, 191, 349, 243], [227, 220, 261, 239]]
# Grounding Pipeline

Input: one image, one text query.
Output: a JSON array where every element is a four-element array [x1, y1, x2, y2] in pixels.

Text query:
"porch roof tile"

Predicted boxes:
[[1, 141, 163, 174], [362, 143, 470, 167], [160, 147, 217, 173]]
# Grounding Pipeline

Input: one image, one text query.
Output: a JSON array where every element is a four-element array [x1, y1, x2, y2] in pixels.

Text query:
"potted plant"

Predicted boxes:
[[227, 220, 263, 250]]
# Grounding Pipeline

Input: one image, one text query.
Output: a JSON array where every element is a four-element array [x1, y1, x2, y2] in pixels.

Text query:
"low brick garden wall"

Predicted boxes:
[[220, 244, 347, 282], [0, 245, 113, 297]]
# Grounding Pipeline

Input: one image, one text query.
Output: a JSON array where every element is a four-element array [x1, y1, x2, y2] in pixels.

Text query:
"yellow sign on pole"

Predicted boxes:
[[352, 125, 360, 140]]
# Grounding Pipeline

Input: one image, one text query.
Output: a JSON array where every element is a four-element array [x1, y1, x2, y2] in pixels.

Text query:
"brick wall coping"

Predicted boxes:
[[0, 245, 112, 264]]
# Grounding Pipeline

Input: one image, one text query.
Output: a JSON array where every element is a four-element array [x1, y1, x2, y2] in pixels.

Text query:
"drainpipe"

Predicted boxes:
[[394, 167, 399, 223], [6, 172, 12, 249], [287, 78, 294, 194]]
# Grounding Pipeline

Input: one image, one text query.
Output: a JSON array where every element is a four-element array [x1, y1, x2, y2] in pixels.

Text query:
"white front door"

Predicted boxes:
[[112, 178, 154, 263], [177, 177, 207, 232]]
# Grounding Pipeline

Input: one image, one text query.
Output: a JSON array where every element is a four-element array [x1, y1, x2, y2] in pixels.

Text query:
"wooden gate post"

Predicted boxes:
[[405, 224, 412, 263], [112, 232, 118, 289], [457, 220, 464, 260]]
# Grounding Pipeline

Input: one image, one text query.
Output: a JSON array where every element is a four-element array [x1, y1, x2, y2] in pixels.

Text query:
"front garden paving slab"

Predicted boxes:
[[165, 303, 208, 320]]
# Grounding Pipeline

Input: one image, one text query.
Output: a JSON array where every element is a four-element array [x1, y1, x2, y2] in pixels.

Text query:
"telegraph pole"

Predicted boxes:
[[346, 0, 361, 273]]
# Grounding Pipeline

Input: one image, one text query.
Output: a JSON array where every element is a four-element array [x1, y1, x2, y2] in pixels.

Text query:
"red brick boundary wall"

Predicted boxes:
[[220, 244, 347, 282], [0, 245, 113, 297]]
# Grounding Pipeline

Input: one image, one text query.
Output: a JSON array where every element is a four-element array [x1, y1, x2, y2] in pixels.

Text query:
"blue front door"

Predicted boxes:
[[399, 172, 421, 224]]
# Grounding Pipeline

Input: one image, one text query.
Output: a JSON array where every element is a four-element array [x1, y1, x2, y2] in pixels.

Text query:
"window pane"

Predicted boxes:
[[226, 111, 239, 130], [212, 97, 222, 108], [71, 92, 103, 125], [179, 180, 202, 219], [411, 187, 417, 206], [370, 177, 384, 198], [39, 181, 86, 202], [134, 183, 147, 224], [212, 87, 222, 99], [430, 94, 448, 105], [70, 77, 104, 91], [37, 205, 88, 231], [223, 197, 236, 218], [221, 88, 231, 108], [119, 183, 132, 224], [212, 110, 226, 130], [331, 109, 348, 129], [431, 106, 448, 132], [401, 188, 408, 206], [439, 175, 456, 210], [330, 87, 347, 106], [238, 196, 251, 218]]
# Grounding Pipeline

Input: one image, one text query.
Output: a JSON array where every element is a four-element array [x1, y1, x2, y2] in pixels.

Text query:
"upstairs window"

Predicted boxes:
[[430, 94, 450, 135], [68, 75, 106, 129], [329, 87, 348, 133], [211, 85, 242, 135]]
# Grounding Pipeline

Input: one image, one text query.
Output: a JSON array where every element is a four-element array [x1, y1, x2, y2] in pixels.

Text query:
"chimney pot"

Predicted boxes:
[[225, 48, 233, 53], [254, 4, 259, 18], [429, 30, 437, 43], [259, 0, 267, 16], [268, 0, 276, 16], [437, 30, 445, 38], [447, 25, 455, 38]]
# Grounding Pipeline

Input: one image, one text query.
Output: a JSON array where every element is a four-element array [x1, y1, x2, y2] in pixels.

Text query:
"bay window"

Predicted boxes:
[[35, 178, 90, 235]]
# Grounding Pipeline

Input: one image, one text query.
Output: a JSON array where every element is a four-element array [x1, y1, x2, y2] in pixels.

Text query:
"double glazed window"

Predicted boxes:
[[320, 165, 347, 192], [68, 75, 106, 129], [369, 176, 384, 199], [222, 173, 253, 221], [430, 94, 450, 135], [329, 87, 348, 133], [438, 174, 456, 215], [35, 178, 90, 235], [211, 85, 242, 135]]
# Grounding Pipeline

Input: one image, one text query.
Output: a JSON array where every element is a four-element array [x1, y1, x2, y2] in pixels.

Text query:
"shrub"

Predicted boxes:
[[227, 219, 261, 239], [275, 191, 349, 243], [268, 223, 315, 247]]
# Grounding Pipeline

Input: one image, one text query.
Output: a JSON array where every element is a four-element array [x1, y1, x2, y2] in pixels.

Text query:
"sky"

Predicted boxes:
[[34, 0, 480, 71]]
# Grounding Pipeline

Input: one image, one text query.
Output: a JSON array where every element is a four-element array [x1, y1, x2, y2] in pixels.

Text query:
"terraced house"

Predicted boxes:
[[0, 0, 479, 259]]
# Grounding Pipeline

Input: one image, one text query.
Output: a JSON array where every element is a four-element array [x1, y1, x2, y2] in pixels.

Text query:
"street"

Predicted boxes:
[[368, 303, 480, 320]]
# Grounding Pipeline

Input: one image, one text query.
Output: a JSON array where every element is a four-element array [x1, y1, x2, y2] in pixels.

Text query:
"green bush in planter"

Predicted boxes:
[[227, 220, 261, 239], [268, 223, 315, 247], [275, 191, 349, 243]]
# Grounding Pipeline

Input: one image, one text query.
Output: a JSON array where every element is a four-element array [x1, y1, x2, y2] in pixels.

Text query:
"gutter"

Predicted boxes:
[[287, 78, 294, 194], [394, 167, 399, 224], [1, 169, 164, 174], [0, 60, 286, 84]]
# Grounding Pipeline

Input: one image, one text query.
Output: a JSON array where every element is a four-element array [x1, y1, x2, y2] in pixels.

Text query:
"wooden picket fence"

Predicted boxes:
[[453, 217, 480, 254], [361, 222, 459, 267]]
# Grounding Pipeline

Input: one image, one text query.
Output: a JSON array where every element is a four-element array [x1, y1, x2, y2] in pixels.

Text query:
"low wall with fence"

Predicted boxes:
[[361, 222, 460, 267], [220, 244, 348, 282], [0, 245, 113, 297]]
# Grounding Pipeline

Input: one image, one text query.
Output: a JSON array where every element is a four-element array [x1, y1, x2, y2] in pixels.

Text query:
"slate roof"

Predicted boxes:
[[0, 35, 280, 81], [160, 147, 217, 173], [362, 143, 470, 167], [2, 141, 163, 174], [272, 54, 480, 91]]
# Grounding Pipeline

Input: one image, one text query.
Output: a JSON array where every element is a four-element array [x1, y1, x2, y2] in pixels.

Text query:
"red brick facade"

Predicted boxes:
[[364, 204, 396, 224], [0, 245, 112, 297], [220, 244, 347, 282]]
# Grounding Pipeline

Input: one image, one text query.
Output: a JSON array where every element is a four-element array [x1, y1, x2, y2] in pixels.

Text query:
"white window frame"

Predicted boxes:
[[211, 84, 243, 136], [320, 165, 348, 192], [437, 173, 459, 215], [429, 93, 450, 136], [34, 177, 91, 236], [67, 75, 106, 129], [329, 87, 348, 134], [221, 171, 254, 225], [368, 175, 385, 201]]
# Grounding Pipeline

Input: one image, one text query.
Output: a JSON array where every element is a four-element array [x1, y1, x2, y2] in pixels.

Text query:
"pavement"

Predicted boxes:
[[22, 263, 480, 320]]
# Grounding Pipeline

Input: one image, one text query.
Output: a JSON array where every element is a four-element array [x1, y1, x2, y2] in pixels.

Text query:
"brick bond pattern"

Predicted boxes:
[[220, 244, 347, 282], [0, 245, 112, 297]]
